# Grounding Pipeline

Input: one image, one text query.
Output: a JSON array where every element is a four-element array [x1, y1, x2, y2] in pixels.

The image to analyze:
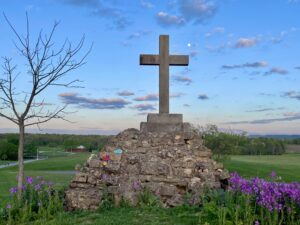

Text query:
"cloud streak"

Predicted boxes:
[[59, 92, 130, 109], [205, 27, 225, 38], [179, 0, 217, 24], [224, 115, 300, 125], [133, 94, 158, 101], [265, 67, 289, 75], [234, 38, 258, 48], [117, 90, 135, 96], [173, 76, 193, 85], [140, 0, 155, 9], [156, 12, 186, 27], [246, 107, 285, 112], [61, 0, 132, 30], [156, 0, 218, 27], [282, 91, 300, 100], [131, 104, 156, 111], [198, 94, 209, 100], [222, 61, 268, 69]]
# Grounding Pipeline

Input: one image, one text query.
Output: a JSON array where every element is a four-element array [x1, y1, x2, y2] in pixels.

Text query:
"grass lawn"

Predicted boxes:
[[0, 160, 15, 165], [37, 146, 73, 158], [223, 153, 300, 182], [29, 206, 203, 225], [0, 152, 90, 201]]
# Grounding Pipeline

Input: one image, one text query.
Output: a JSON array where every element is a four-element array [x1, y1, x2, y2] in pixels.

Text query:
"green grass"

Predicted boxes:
[[223, 153, 300, 182], [37, 146, 73, 158], [0, 152, 90, 200], [28, 206, 203, 225], [0, 160, 15, 165]]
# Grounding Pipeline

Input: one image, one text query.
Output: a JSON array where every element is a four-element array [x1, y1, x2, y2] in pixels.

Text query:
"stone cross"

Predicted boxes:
[[140, 35, 189, 114]]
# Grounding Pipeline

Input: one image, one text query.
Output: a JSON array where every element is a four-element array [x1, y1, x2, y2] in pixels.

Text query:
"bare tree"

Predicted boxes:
[[0, 14, 90, 195]]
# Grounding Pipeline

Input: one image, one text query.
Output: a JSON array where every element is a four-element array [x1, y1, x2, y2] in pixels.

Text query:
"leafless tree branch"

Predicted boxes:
[[0, 13, 90, 193]]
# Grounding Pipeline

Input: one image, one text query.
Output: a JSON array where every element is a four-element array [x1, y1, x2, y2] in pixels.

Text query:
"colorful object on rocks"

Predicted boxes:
[[114, 148, 123, 154], [102, 154, 110, 161], [101, 161, 108, 167]]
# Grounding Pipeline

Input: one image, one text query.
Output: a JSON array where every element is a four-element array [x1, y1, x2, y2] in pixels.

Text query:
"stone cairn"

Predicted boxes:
[[65, 35, 229, 210], [65, 128, 229, 210]]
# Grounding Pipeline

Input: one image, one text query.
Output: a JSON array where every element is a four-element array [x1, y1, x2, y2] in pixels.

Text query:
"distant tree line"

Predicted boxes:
[[0, 133, 110, 160], [283, 138, 300, 145], [200, 125, 285, 158]]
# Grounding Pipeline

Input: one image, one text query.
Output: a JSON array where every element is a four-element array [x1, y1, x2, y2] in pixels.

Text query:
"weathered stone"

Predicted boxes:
[[188, 177, 202, 192], [140, 162, 170, 175], [65, 188, 101, 211], [65, 128, 229, 210], [195, 151, 212, 158], [150, 177, 188, 186], [88, 159, 101, 168], [70, 182, 95, 189], [147, 113, 183, 123], [166, 194, 184, 206], [87, 176, 97, 185], [73, 173, 88, 183], [159, 184, 176, 196], [104, 161, 121, 173]]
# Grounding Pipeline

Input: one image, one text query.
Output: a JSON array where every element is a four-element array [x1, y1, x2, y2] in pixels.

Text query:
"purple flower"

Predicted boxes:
[[40, 180, 46, 185], [9, 187, 18, 194], [101, 174, 108, 180], [132, 181, 141, 190], [48, 181, 54, 187], [34, 184, 41, 191], [255, 220, 259, 225], [26, 176, 34, 184], [229, 172, 300, 212], [6, 204, 12, 209], [270, 171, 277, 179]]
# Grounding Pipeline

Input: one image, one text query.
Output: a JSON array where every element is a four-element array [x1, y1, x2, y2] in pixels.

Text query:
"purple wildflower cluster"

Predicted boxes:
[[229, 172, 300, 212], [9, 176, 54, 196]]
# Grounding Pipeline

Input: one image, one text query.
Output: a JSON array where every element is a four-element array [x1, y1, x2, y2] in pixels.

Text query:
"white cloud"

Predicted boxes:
[[156, 11, 186, 27], [234, 38, 258, 48]]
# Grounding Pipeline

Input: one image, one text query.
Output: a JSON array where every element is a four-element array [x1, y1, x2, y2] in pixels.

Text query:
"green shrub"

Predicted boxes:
[[201, 124, 285, 156], [0, 140, 18, 160]]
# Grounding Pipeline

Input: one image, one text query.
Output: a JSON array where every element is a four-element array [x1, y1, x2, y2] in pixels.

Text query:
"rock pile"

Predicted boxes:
[[65, 128, 229, 210]]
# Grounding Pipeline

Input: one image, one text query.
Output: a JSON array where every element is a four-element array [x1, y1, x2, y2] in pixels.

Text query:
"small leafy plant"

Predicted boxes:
[[0, 176, 63, 224]]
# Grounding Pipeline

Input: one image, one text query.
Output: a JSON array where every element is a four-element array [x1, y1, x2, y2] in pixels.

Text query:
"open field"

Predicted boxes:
[[285, 144, 300, 153], [37, 146, 74, 158], [0, 152, 90, 201], [223, 154, 300, 182]]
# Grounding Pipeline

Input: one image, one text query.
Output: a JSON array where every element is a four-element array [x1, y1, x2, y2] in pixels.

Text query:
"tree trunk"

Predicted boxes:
[[17, 122, 25, 198]]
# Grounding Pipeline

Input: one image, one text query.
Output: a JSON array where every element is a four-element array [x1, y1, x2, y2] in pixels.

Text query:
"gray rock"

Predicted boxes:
[[65, 128, 229, 210]]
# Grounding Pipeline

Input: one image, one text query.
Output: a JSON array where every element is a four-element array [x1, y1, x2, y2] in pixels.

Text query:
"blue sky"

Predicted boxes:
[[0, 0, 300, 135]]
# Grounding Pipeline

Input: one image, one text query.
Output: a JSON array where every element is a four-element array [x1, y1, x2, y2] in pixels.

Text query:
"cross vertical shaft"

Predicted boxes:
[[140, 35, 189, 115], [159, 35, 169, 114]]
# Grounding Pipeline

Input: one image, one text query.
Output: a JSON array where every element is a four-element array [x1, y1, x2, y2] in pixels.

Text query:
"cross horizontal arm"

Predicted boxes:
[[169, 55, 189, 66], [140, 54, 159, 65]]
